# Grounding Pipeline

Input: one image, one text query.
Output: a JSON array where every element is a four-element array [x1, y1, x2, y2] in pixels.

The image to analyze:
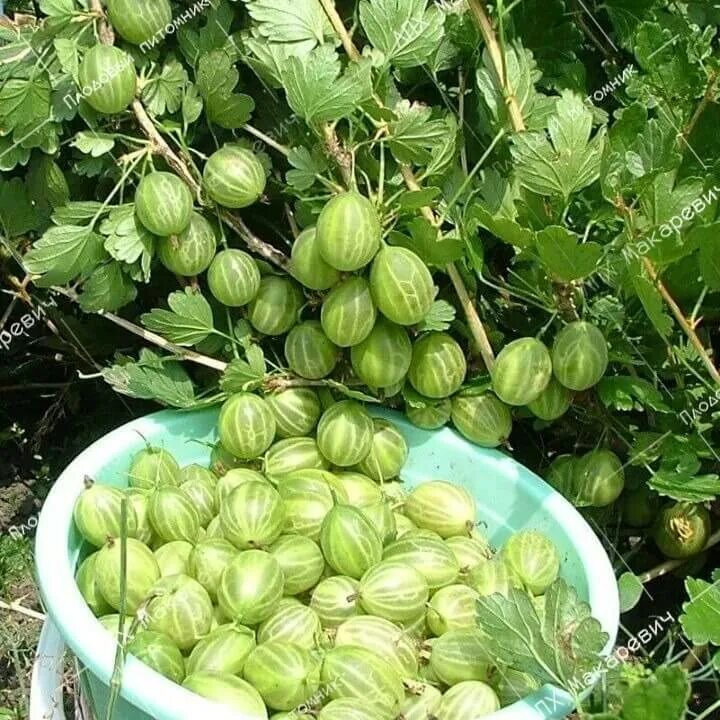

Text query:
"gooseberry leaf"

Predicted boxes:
[[197, 50, 256, 129], [0, 75, 53, 136], [286, 146, 328, 192], [511, 91, 606, 201], [620, 665, 691, 720], [78, 263, 137, 313], [324, 379, 380, 403], [631, 270, 673, 339], [536, 226, 602, 281], [142, 60, 187, 117], [680, 577, 720, 646], [397, 188, 441, 211], [71, 131, 115, 157], [359, 0, 445, 69], [618, 572, 644, 613], [597, 376, 671, 413], [141, 289, 215, 347], [102, 350, 198, 408], [390, 217, 464, 266], [177, 1, 237, 65], [467, 204, 535, 249], [476, 42, 557, 132], [24, 225, 107, 285], [241, 0, 333, 52], [600, 105, 680, 198], [387, 101, 449, 165], [100, 205, 155, 281], [281, 45, 373, 124], [648, 470, 720, 503], [476, 579, 608, 690], [0, 177, 41, 238], [221, 358, 265, 393], [415, 300, 456, 332]]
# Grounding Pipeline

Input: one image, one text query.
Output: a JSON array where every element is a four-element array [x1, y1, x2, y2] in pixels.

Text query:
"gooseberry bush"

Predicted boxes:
[[2, 0, 720, 717]]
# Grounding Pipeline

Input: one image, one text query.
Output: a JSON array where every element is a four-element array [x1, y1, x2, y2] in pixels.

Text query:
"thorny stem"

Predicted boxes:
[[322, 123, 354, 188], [641, 254, 720, 386], [89, 0, 114, 45], [682, 70, 718, 142], [681, 644, 707, 672], [0, 273, 30, 330], [219, 211, 291, 271]]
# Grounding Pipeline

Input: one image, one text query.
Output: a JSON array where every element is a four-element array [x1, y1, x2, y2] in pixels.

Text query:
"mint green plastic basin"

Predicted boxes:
[[35, 407, 618, 720]]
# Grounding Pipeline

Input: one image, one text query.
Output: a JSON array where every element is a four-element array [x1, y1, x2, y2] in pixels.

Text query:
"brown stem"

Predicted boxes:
[[53, 288, 228, 372], [131, 99, 201, 192], [322, 124, 354, 188], [0, 274, 31, 330], [99, 310, 229, 372], [0, 599, 45, 622], [682, 70, 718, 142], [89, 0, 114, 44], [466, 0, 526, 133], [219, 211, 291, 271], [318, 0, 361, 61], [682, 644, 707, 672], [641, 256, 720, 385], [401, 167, 496, 370]]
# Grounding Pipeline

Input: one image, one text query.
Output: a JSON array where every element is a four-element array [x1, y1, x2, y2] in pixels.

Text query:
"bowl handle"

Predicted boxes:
[[30, 620, 67, 720]]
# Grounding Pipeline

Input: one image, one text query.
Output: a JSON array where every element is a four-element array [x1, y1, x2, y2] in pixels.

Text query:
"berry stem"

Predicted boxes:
[[53, 287, 229, 372]]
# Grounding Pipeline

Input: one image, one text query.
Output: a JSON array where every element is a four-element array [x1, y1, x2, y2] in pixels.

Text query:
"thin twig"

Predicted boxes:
[[401, 167, 496, 370], [318, 0, 360, 61], [0, 274, 30, 330], [682, 644, 707, 672], [639, 528, 720, 583], [219, 211, 291, 271], [97, 310, 229, 372], [54, 287, 228, 372], [131, 99, 200, 191], [0, 382, 72, 393], [682, 70, 718, 142], [446, 264, 496, 369], [466, 0, 526, 133], [641, 256, 720, 385], [243, 124, 290, 157], [0, 599, 46, 621]]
